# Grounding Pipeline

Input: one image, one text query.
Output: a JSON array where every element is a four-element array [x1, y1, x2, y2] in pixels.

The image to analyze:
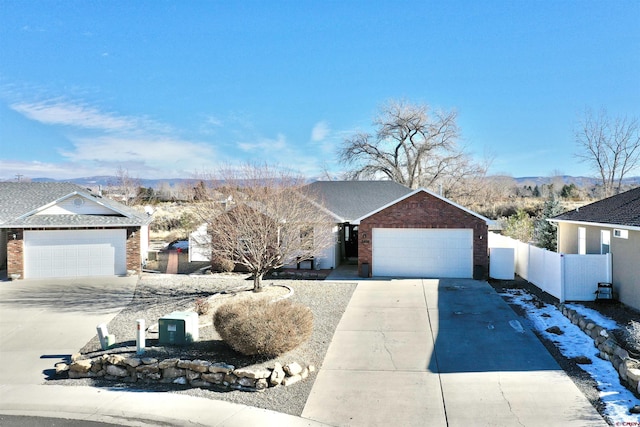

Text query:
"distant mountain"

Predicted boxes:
[[30, 176, 198, 188], [512, 175, 640, 187], [14, 174, 640, 189]]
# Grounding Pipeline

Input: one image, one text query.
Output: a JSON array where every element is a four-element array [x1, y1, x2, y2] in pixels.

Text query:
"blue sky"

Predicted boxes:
[[1, 1, 639, 181]]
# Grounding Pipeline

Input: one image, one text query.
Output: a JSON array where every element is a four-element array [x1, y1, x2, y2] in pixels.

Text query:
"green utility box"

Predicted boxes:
[[158, 311, 199, 345]]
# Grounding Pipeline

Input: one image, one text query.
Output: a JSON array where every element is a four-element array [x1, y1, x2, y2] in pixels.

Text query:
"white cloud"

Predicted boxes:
[[10, 99, 137, 131], [311, 121, 330, 142], [0, 159, 119, 180], [60, 135, 218, 174], [238, 133, 287, 153]]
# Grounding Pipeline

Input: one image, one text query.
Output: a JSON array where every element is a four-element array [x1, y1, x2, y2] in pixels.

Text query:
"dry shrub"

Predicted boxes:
[[211, 255, 235, 273], [214, 298, 313, 356], [194, 297, 211, 315]]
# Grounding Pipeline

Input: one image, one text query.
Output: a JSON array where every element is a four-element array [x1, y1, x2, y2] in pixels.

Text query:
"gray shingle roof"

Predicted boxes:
[[0, 182, 151, 228], [303, 181, 413, 222], [552, 186, 640, 228]]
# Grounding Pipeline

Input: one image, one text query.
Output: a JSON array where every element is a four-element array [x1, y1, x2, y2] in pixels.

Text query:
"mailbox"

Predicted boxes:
[[158, 311, 199, 345]]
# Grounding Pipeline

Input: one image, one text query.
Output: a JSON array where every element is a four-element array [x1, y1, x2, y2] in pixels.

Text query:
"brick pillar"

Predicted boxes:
[[126, 227, 142, 276], [7, 229, 24, 279]]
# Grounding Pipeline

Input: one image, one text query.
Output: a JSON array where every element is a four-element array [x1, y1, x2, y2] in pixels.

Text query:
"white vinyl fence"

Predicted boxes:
[[488, 232, 611, 302]]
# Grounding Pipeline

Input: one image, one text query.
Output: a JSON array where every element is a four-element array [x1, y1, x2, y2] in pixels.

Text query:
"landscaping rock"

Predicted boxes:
[[572, 356, 592, 364], [69, 359, 92, 373], [234, 368, 271, 379], [124, 358, 142, 368], [209, 362, 234, 374], [282, 374, 302, 386], [158, 358, 179, 369], [627, 368, 640, 383], [107, 354, 126, 366], [106, 364, 128, 377], [284, 362, 303, 376], [202, 372, 224, 384], [55, 362, 69, 375], [162, 367, 185, 379], [136, 364, 159, 375], [187, 360, 211, 373], [546, 326, 564, 335], [269, 363, 285, 386]]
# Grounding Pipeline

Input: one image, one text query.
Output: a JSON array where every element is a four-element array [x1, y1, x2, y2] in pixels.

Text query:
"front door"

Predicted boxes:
[[344, 224, 358, 258]]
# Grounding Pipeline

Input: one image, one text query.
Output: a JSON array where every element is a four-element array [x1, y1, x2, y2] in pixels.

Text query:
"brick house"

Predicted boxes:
[[303, 181, 490, 279], [0, 182, 152, 279]]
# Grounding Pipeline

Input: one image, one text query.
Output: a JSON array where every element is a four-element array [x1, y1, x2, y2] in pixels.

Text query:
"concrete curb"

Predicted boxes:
[[0, 384, 330, 427]]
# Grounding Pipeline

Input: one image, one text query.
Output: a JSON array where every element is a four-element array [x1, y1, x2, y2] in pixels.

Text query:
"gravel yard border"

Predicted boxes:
[[50, 273, 357, 416]]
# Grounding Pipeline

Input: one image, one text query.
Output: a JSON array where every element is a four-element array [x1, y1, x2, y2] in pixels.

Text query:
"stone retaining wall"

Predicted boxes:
[[57, 353, 314, 392], [559, 303, 640, 398]]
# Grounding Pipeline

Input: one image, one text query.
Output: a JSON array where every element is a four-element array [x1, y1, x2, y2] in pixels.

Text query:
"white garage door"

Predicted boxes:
[[372, 228, 473, 278], [24, 229, 126, 278]]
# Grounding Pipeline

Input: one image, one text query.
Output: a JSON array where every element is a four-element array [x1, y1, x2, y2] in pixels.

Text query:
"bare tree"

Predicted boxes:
[[193, 164, 334, 292], [575, 109, 640, 197], [339, 99, 484, 194], [106, 166, 141, 205]]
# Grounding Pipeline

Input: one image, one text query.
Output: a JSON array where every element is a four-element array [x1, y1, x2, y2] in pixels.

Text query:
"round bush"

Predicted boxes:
[[214, 298, 313, 356], [211, 255, 235, 273]]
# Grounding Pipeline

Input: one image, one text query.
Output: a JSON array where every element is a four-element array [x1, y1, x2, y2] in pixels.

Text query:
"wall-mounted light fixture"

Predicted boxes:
[[12, 234, 17, 240]]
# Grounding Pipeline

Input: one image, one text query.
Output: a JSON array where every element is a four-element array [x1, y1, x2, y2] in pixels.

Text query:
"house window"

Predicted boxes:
[[578, 227, 586, 255], [601, 230, 610, 255], [614, 229, 628, 239], [300, 227, 314, 251]]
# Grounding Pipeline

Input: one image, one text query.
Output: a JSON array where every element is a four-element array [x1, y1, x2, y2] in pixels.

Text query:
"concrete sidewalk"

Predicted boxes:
[[302, 278, 607, 426]]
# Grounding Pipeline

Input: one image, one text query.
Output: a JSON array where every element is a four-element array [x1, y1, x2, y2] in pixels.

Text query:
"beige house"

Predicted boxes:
[[549, 187, 640, 311]]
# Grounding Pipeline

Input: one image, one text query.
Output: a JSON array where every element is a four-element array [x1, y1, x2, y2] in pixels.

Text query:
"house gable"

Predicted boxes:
[[34, 193, 122, 216], [358, 190, 489, 279]]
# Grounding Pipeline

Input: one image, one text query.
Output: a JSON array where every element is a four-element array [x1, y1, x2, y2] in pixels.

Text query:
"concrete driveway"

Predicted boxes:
[[0, 276, 137, 384], [302, 278, 607, 427]]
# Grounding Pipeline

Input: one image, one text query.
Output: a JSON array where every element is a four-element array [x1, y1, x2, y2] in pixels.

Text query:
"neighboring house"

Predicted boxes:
[[0, 182, 153, 279], [303, 181, 491, 279], [549, 187, 640, 311]]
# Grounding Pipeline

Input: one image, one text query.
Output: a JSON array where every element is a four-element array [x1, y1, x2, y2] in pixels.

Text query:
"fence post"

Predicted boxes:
[[559, 253, 565, 303], [607, 252, 612, 283]]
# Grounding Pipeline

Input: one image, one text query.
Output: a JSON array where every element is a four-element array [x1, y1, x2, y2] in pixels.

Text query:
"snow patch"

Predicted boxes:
[[500, 289, 640, 425]]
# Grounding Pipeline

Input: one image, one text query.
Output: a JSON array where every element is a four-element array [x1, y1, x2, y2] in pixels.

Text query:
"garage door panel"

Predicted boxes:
[[372, 228, 473, 278], [24, 230, 126, 278]]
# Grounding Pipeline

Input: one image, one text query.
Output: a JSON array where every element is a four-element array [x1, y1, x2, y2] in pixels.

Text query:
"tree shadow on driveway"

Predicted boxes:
[[0, 277, 137, 315]]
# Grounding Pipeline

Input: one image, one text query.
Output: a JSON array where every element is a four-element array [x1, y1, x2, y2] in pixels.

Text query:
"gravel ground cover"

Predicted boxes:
[[52, 273, 357, 416]]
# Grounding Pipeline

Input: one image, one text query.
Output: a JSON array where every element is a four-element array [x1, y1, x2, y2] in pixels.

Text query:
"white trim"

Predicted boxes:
[[548, 218, 640, 232], [353, 187, 493, 225]]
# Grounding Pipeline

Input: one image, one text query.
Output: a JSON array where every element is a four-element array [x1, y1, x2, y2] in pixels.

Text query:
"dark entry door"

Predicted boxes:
[[344, 224, 358, 258]]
